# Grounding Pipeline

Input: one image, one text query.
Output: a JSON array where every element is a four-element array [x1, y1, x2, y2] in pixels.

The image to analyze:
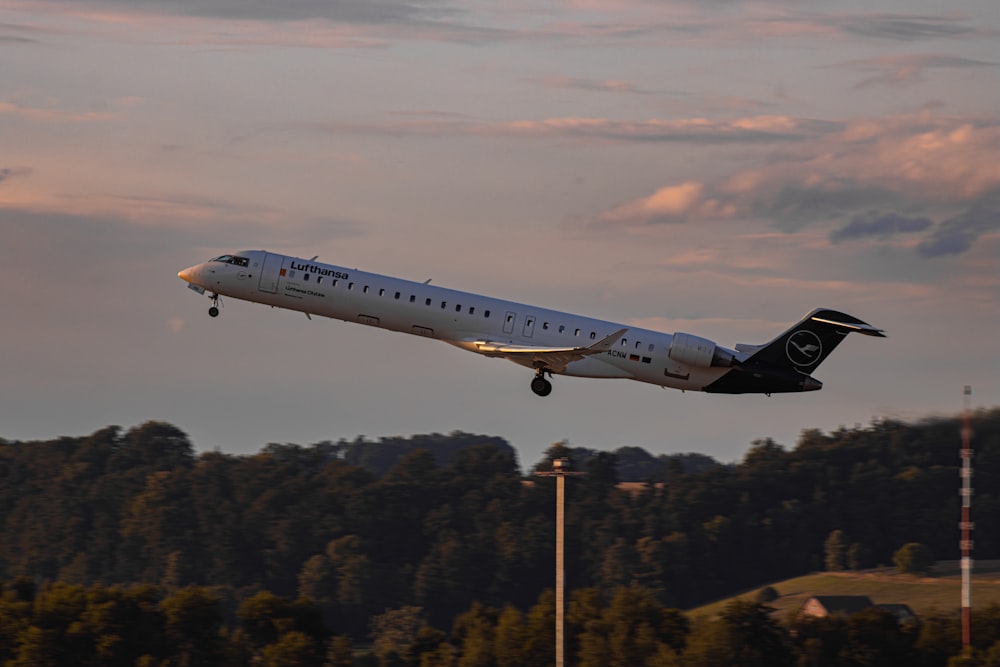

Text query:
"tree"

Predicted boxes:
[[325, 635, 354, 667], [755, 586, 779, 604], [451, 602, 496, 667], [521, 590, 555, 667], [161, 585, 223, 666], [575, 586, 689, 667], [840, 607, 915, 666], [261, 630, 324, 667], [371, 606, 426, 667], [824, 530, 849, 572], [893, 543, 935, 575], [847, 542, 874, 571], [914, 611, 961, 667], [493, 605, 526, 667], [238, 591, 327, 653], [683, 600, 792, 667]]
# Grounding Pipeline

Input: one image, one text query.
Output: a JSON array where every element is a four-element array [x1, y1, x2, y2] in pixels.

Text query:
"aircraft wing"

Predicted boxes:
[[473, 328, 627, 373]]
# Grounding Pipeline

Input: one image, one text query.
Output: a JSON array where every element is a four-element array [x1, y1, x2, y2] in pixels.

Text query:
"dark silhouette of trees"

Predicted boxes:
[[1, 409, 999, 664]]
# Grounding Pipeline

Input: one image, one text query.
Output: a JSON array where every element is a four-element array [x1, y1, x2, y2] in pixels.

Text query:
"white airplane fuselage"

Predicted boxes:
[[179, 250, 884, 397]]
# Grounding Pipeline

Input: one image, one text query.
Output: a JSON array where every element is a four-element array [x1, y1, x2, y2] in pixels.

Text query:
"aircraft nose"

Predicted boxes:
[[178, 266, 197, 283]]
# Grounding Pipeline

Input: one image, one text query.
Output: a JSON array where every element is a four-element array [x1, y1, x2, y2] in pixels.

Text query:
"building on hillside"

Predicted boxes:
[[798, 596, 920, 627], [799, 595, 873, 618]]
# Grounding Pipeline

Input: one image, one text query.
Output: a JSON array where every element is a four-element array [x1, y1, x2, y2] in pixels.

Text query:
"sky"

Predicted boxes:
[[2, 0, 998, 469]]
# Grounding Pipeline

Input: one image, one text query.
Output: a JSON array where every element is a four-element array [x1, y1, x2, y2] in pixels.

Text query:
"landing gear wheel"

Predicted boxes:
[[531, 375, 552, 397], [208, 293, 222, 318]]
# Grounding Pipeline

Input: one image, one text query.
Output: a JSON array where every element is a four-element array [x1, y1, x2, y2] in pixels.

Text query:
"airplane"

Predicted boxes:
[[178, 250, 885, 397]]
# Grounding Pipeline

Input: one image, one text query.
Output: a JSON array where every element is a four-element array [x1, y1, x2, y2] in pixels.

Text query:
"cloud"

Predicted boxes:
[[829, 13, 977, 41], [830, 211, 933, 243], [0, 100, 113, 123], [1, 194, 366, 251], [832, 53, 997, 89], [298, 114, 841, 144], [916, 206, 1000, 257], [24, 0, 446, 26], [530, 76, 658, 96], [0, 167, 31, 187], [587, 112, 1000, 258], [10, 1, 988, 55], [597, 182, 737, 225]]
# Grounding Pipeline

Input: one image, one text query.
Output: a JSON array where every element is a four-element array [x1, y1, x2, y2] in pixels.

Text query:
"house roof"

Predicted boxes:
[[802, 595, 874, 616]]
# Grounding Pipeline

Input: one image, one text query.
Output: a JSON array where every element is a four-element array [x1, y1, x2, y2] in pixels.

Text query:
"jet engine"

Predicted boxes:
[[668, 332, 736, 368]]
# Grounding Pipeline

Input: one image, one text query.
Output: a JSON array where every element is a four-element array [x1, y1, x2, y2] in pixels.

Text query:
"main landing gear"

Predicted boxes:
[[208, 293, 222, 318], [531, 368, 553, 397]]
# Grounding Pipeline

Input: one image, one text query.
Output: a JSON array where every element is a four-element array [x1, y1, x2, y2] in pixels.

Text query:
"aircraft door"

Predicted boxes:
[[523, 315, 536, 338], [503, 311, 516, 335], [258, 252, 282, 293]]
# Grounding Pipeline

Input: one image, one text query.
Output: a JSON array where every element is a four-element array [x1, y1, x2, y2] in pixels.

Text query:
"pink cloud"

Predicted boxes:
[[598, 182, 738, 225], [590, 112, 1000, 243], [0, 100, 112, 123]]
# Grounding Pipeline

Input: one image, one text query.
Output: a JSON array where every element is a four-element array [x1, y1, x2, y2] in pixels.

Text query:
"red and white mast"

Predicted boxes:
[[960, 385, 974, 653]]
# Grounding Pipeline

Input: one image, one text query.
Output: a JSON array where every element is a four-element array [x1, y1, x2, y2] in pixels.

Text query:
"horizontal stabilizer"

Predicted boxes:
[[810, 313, 886, 337]]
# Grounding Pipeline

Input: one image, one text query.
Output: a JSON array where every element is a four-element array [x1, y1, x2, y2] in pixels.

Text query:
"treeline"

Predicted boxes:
[[3, 578, 1000, 666], [1, 410, 999, 642]]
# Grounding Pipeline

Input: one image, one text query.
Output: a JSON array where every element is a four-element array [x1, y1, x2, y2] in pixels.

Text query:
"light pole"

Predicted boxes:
[[535, 457, 584, 667]]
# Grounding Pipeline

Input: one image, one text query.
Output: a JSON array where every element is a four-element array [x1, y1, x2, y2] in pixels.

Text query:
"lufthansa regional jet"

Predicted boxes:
[[178, 250, 884, 397]]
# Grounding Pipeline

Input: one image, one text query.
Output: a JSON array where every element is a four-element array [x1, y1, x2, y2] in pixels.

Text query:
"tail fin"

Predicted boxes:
[[742, 308, 885, 373]]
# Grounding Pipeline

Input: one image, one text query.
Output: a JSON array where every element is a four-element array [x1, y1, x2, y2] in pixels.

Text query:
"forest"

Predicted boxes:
[[1, 408, 999, 665]]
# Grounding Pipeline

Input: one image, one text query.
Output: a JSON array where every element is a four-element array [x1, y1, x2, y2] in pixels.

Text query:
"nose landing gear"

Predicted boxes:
[[208, 293, 222, 318]]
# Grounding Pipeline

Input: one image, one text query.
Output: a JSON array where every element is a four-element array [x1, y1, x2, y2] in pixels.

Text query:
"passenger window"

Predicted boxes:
[[575, 329, 580, 336], [379, 288, 385, 296], [395, 292, 401, 300], [559, 325, 565, 333], [648, 343, 654, 352], [620, 339, 627, 347], [441, 301, 447, 309], [469, 307, 475, 315], [455, 304, 461, 312], [317, 277, 324, 285], [333, 280, 338, 287], [410, 295, 416, 303], [363, 286, 369, 293], [636, 341, 641, 349], [426, 298, 432, 306], [348, 282, 354, 290], [590, 332, 596, 340], [304, 274, 310, 281], [484, 310, 491, 318], [543, 322, 549, 330]]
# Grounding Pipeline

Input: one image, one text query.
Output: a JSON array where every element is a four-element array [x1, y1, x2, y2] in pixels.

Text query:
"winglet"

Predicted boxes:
[[810, 313, 886, 337]]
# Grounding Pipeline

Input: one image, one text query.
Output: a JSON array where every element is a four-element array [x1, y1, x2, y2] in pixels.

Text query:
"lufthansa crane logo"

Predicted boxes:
[[786, 330, 822, 367]]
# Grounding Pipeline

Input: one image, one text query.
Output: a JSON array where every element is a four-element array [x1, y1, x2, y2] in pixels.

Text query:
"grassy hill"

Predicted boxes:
[[688, 560, 1000, 619]]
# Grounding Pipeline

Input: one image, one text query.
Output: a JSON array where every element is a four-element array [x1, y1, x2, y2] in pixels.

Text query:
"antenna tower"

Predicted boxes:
[[960, 385, 974, 653]]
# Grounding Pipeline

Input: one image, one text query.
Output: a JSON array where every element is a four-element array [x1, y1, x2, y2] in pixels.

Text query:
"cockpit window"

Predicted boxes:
[[209, 255, 249, 267]]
